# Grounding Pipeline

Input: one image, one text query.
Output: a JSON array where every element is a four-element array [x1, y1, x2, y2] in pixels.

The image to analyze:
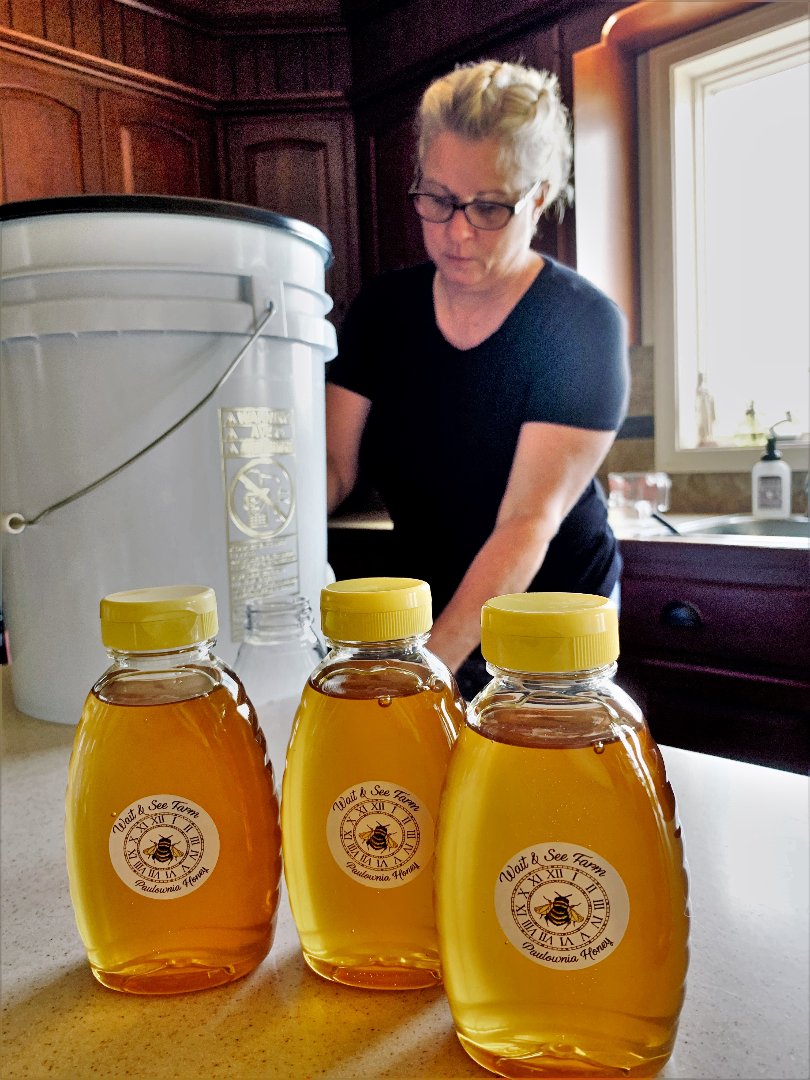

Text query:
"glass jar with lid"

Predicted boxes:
[[65, 584, 282, 994], [282, 576, 466, 989], [435, 592, 689, 1076]]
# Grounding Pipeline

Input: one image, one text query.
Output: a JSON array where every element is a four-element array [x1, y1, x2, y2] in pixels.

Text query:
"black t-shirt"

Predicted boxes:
[[328, 258, 629, 614]]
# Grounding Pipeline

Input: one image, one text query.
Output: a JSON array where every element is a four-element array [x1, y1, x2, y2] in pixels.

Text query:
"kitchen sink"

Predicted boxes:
[[674, 514, 810, 539]]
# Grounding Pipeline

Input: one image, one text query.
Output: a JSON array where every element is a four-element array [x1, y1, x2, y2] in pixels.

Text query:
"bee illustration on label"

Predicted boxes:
[[534, 892, 585, 929], [359, 822, 398, 852], [144, 835, 183, 864]]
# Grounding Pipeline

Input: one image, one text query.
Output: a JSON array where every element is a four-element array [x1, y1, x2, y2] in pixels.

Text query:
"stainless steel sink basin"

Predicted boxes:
[[675, 514, 810, 539]]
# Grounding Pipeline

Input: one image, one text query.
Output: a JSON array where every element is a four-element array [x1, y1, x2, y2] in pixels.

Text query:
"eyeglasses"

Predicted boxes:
[[408, 180, 542, 231]]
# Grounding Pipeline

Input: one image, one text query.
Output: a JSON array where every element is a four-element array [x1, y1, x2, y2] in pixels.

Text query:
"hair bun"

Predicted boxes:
[[416, 59, 573, 218]]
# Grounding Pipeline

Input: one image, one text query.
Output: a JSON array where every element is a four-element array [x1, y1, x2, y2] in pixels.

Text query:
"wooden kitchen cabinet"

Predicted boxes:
[[615, 537, 810, 773], [0, 47, 216, 203], [0, 51, 103, 200], [222, 110, 359, 326], [98, 87, 216, 197]]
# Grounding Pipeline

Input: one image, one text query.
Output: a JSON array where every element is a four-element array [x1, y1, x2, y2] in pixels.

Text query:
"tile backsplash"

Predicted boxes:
[[597, 345, 810, 515]]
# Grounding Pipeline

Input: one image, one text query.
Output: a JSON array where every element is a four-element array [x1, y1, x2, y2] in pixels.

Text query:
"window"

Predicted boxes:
[[639, 4, 809, 473]]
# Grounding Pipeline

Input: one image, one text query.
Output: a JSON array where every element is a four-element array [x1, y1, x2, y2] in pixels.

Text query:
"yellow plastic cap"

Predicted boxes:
[[320, 577, 432, 642], [481, 592, 619, 672], [100, 585, 218, 651]]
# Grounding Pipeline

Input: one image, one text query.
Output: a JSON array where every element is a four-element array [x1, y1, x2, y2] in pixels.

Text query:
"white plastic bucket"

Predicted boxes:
[[0, 195, 337, 724]]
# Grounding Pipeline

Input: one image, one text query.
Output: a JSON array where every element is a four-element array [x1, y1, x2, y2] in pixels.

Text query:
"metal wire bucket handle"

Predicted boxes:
[[2, 300, 276, 534]]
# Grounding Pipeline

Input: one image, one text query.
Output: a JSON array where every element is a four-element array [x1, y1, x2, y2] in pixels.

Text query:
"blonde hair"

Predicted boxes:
[[415, 60, 573, 217]]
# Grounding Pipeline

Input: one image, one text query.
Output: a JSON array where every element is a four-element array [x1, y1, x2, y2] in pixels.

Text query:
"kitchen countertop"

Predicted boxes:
[[328, 508, 810, 549], [607, 512, 809, 548], [2, 669, 808, 1080]]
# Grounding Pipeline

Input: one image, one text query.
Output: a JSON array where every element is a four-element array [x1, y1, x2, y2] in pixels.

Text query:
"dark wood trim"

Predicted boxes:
[[216, 93, 349, 113], [617, 536, 808, 589], [184, 19, 348, 36], [0, 26, 351, 107], [110, 0, 200, 32], [620, 655, 810, 698], [116, 0, 345, 33], [0, 30, 216, 105], [1, 0, 352, 99]]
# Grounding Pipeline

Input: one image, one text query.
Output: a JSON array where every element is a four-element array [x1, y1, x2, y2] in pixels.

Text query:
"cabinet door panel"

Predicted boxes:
[[617, 658, 809, 773], [616, 537, 810, 772], [0, 88, 83, 198], [225, 112, 358, 326], [0, 52, 102, 200], [99, 89, 214, 197], [367, 112, 424, 275], [245, 137, 330, 233], [354, 84, 424, 281]]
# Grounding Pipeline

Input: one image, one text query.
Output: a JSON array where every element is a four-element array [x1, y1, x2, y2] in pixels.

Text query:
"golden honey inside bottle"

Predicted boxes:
[[435, 593, 690, 1077], [65, 585, 282, 995], [282, 577, 465, 989]]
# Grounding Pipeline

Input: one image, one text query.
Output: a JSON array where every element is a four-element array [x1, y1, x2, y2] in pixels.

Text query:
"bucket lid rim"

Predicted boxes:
[[0, 194, 333, 268]]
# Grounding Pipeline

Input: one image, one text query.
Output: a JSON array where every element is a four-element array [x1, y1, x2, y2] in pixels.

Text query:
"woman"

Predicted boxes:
[[326, 60, 628, 697]]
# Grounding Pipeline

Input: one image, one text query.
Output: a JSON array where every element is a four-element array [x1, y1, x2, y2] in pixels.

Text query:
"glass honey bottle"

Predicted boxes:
[[435, 592, 690, 1077], [65, 585, 282, 995], [281, 576, 466, 989]]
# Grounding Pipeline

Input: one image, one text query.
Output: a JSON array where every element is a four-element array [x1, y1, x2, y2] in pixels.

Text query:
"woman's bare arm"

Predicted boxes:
[[427, 421, 617, 673], [325, 383, 372, 514]]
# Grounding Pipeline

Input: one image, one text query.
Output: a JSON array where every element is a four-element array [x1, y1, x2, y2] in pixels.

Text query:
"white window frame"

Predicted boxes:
[[639, 2, 810, 474]]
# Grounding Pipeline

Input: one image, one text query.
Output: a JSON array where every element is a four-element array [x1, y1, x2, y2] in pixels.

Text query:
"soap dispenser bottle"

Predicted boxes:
[[752, 427, 792, 519]]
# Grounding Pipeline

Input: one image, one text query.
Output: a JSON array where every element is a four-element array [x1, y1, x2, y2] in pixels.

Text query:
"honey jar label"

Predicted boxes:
[[494, 842, 630, 969], [109, 795, 220, 899], [326, 781, 434, 889]]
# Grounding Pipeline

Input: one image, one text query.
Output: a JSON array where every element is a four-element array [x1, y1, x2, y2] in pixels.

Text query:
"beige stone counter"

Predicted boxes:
[[2, 667, 808, 1079]]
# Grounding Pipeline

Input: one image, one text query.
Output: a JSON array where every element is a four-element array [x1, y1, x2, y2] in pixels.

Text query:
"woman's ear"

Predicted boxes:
[[533, 181, 550, 223]]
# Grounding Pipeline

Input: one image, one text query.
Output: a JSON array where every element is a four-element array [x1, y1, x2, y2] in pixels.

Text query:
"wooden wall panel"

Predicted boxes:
[[0, 47, 217, 202], [276, 38, 306, 93], [71, 0, 103, 57], [309, 31, 351, 93], [228, 42, 258, 99], [99, 0, 124, 65], [42, 0, 71, 47], [4, 0, 44, 38], [121, 5, 147, 72], [142, 16, 179, 89], [219, 29, 350, 102], [1, 0, 351, 100]]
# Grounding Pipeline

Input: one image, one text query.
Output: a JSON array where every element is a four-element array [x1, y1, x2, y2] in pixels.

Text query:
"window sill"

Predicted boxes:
[[655, 440, 809, 475]]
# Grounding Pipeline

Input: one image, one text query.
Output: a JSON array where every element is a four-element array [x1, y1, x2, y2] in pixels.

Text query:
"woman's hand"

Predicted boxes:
[[427, 420, 617, 673]]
